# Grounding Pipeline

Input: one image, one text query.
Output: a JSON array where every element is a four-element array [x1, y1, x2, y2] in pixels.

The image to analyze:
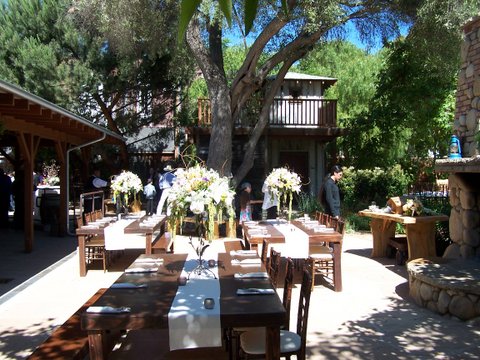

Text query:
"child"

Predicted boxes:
[[144, 178, 157, 216]]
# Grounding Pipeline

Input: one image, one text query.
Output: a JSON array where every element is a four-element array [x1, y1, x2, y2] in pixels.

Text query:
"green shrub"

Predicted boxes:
[[296, 192, 322, 215], [339, 166, 411, 212]]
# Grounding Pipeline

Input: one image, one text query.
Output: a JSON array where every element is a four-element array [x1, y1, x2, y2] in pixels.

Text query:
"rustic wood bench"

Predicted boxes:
[[28, 288, 110, 360], [388, 235, 408, 265]]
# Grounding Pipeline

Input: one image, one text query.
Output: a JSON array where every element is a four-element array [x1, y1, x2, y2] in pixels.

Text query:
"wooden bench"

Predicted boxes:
[[388, 235, 408, 265], [28, 288, 110, 360]]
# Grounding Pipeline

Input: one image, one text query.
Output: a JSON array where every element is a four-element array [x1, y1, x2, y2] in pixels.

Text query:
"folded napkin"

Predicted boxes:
[[249, 233, 271, 238], [231, 258, 262, 265], [81, 224, 99, 229], [315, 227, 335, 233], [111, 282, 147, 289], [134, 258, 164, 264], [86, 306, 131, 314], [125, 266, 158, 273], [236, 288, 275, 295], [229, 250, 257, 256], [234, 272, 269, 279]]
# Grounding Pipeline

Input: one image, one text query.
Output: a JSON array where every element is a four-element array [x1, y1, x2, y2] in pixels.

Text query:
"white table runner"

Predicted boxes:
[[271, 222, 309, 259], [168, 250, 221, 350], [104, 219, 136, 250]]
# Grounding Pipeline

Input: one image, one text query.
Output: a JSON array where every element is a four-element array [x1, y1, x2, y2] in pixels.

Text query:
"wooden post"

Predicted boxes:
[[17, 133, 39, 252], [55, 141, 67, 236]]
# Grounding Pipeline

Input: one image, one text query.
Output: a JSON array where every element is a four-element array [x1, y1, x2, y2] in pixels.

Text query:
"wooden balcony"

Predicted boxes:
[[197, 98, 337, 128]]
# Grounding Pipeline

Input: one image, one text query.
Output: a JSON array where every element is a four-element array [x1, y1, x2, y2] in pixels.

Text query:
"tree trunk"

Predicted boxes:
[[186, 19, 232, 176]]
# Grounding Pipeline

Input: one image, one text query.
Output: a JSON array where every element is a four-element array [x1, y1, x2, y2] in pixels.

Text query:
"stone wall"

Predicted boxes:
[[454, 15, 480, 157], [444, 172, 480, 259]]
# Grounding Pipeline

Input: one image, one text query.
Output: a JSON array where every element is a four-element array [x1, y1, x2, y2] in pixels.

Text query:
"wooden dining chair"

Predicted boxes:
[[309, 218, 345, 291], [239, 268, 313, 360], [76, 216, 108, 273], [229, 257, 295, 359], [268, 248, 282, 289]]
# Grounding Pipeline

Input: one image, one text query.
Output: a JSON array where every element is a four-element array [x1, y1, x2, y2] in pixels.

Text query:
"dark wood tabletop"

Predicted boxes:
[[81, 251, 285, 360]]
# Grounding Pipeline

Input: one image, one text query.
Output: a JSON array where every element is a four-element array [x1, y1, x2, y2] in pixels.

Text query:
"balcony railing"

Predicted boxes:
[[197, 98, 337, 128]]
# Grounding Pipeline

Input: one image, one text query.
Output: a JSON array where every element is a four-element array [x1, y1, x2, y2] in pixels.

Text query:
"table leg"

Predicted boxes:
[[78, 235, 86, 277], [405, 222, 437, 260], [88, 331, 105, 360], [265, 325, 280, 360], [370, 219, 396, 257], [146, 233, 152, 255], [332, 242, 342, 292]]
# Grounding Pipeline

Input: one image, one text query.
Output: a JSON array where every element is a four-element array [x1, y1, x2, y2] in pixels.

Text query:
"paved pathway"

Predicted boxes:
[[0, 229, 478, 359]]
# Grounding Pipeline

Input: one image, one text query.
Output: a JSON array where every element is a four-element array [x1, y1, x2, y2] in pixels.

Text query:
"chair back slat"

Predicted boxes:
[[297, 269, 313, 359], [282, 258, 294, 330], [261, 238, 269, 267], [268, 248, 281, 288]]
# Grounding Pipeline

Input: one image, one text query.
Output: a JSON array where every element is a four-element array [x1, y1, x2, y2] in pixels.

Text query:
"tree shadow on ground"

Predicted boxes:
[[306, 294, 480, 359]]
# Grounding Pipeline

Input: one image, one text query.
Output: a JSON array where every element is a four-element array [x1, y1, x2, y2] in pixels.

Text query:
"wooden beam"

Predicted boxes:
[[0, 93, 14, 105], [1, 116, 94, 145]]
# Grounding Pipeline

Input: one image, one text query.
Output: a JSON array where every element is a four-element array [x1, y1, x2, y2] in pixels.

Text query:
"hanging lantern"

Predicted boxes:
[[448, 135, 462, 159]]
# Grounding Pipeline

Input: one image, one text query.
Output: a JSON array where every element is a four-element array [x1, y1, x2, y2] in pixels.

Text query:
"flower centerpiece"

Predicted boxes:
[[402, 198, 424, 216], [110, 170, 143, 212], [167, 164, 236, 240], [264, 167, 302, 221]]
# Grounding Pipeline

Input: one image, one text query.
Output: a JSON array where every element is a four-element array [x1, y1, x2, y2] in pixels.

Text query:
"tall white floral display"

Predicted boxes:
[[110, 171, 143, 214], [264, 167, 302, 221], [167, 165, 236, 240]]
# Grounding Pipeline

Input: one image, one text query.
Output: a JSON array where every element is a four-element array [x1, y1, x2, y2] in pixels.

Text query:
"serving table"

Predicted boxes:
[[242, 219, 344, 291], [358, 210, 449, 261], [76, 215, 167, 276], [81, 250, 285, 360]]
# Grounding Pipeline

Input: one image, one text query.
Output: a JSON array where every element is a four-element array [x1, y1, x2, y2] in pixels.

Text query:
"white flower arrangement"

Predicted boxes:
[[264, 167, 302, 220], [111, 170, 143, 204], [167, 164, 236, 240]]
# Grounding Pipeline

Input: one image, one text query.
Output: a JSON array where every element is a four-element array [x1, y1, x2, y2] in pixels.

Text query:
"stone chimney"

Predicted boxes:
[[454, 15, 480, 156]]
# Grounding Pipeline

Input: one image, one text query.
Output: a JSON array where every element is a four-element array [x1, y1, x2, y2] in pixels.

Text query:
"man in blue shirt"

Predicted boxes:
[[156, 164, 176, 215]]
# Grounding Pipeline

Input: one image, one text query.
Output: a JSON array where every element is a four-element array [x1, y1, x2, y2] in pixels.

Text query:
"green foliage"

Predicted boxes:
[[297, 40, 383, 121], [339, 166, 411, 212], [344, 213, 371, 232], [296, 192, 322, 216]]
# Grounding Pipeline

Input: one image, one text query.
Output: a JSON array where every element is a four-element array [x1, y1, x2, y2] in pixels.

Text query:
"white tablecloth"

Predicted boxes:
[[104, 219, 136, 250], [270, 222, 309, 259], [168, 250, 221, 350]]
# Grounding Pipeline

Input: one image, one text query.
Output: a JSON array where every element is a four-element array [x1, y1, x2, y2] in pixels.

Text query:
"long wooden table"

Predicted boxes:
[[81, 251, 285, 360], [242, 219, 344, 291], [358, 210, 449, 261], [124, 215, 168, 254], [76, 215, 167, 276]]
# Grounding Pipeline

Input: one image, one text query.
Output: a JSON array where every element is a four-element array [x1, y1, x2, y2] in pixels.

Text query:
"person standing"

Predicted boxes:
[[0, 168, 12, 228], [319, 165, 343, 219], [239, 182, 253, 222], [156, 164, 176, 215], [261, 180, 278, 219], [143, 178, 157, 216]]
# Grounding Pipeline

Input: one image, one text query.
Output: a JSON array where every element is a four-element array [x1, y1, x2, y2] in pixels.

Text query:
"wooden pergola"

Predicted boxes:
[[0, 79, 124, 252]]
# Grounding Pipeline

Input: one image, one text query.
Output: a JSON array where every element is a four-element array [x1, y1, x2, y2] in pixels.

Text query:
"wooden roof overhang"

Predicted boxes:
[[0, 79, 124, 252], [0, 80, 123, 146]]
